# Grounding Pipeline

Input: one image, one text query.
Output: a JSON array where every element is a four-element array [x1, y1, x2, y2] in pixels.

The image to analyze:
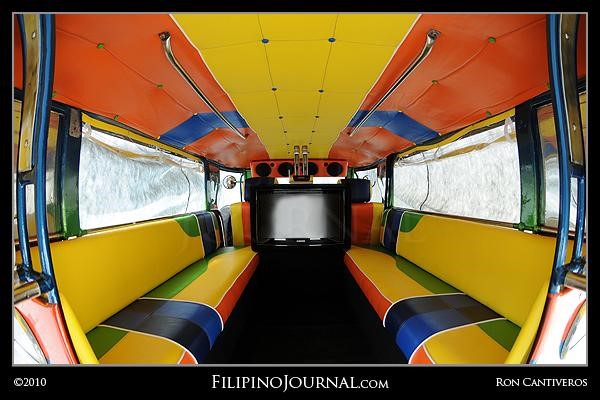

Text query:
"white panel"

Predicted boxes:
[[393, 123, 521, 224], [79, 124, 205, 230]]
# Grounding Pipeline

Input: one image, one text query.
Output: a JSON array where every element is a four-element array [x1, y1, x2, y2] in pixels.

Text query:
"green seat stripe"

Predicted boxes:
[[145, 247, 237, 299], [364, 245, 459, 294], [400, 212, 424, 233], [175, 214, 200, 237], [86, 326, 128, 359], [477, 319, 521, 352]]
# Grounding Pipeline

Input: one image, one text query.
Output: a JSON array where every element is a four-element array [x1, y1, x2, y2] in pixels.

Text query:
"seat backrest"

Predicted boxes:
[[381, 208, 568, 327], [22, 211, 221, 332], [220, 177, 275, 247], [340, 178, 383, 246]]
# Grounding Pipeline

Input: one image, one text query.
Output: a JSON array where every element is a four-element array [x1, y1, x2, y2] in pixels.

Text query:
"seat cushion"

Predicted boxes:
[[345, 245, 520, 364], [86, 246, 259, 364]]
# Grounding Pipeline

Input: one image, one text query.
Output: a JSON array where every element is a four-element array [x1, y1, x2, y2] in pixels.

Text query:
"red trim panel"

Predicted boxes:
[[410, 345, 434, 364], [250, 159, 348, 178], [215, 253, 259, 323], [16, 298, 78, 364], [351, 204, 374, 245]]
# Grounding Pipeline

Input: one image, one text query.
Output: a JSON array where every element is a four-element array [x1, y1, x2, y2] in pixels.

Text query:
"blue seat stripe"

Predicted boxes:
[[194, 211, 218, 256], [382, 208, 403, 251], [384, 294, 502, 359], [102, 298, 222, 362], [160, 111, 249, 147], [348, 110, 438, 144]]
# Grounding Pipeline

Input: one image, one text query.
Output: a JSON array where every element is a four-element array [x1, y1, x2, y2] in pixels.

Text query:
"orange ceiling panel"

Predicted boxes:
[[13, 14, 268, 168]]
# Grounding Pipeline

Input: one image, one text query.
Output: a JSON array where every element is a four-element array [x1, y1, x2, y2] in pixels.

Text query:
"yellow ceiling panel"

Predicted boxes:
[[200, 43, 271, 93], [258, 14, 338, 41], [276, 92, 320, 117], [173, 13, 419, 161], [281, 116, 317, 132], [324, 42, 398, 94], [267, 41, 330, 90], [230, 92, 279, 119], [335, 14, 419, 46], [173, 14, 262, 48]]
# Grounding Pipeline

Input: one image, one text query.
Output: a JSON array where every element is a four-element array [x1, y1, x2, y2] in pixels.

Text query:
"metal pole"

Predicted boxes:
[[159, 32, 247, 141], [546, 14, 572, 293], [348, 29, 441, 137]]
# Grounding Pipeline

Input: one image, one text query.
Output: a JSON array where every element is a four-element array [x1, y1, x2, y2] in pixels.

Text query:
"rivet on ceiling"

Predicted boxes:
[[328, 37, 336, 43], [318, 89, 324, 93], [261, 38, 269, 44], [272, 87, 277, 91], [488, 37, 496, 43], [486, 111, 492, 117], [431, 79, 439, 85], [96, 42, 104, 49]]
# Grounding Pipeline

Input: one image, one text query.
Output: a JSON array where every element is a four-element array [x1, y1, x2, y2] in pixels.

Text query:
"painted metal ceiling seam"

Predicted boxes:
[[309, 14, 339, 148], [324, 14, 422, 157], [169, 14, 271, 157], [257, 14, 287, 156]]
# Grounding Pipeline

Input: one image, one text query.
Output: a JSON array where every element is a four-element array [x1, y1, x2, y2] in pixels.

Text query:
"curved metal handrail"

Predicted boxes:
[[348, 29, 441, 137], [159, 32, 247, 140]]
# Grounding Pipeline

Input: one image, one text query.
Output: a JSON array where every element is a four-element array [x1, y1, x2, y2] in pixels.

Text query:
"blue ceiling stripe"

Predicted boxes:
[[349, 110, 439, 144], [160, 111, 249, 148]]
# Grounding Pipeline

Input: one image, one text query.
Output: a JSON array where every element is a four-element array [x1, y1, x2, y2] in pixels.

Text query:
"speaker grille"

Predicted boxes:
[[277, 162, 294, 177], [326, 162, 343, 177], [255, 162, 272, 177]]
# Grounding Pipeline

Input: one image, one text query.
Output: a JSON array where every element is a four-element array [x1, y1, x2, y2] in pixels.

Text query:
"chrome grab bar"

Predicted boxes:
[[348, 29, 441, 137], [159, 32, 247, 140]]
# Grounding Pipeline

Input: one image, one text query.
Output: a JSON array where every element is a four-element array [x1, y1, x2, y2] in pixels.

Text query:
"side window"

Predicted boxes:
[[393, 116, 521, 224], [13, 99, 62, 240], [217, 170, 244, 208], [78, 123, 206, 230], [536, 92, 587, 230], [355, 164, 386, 203]]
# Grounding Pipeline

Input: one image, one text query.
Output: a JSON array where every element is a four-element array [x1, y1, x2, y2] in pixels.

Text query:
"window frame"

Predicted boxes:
[[514, 79, 586, 234]]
